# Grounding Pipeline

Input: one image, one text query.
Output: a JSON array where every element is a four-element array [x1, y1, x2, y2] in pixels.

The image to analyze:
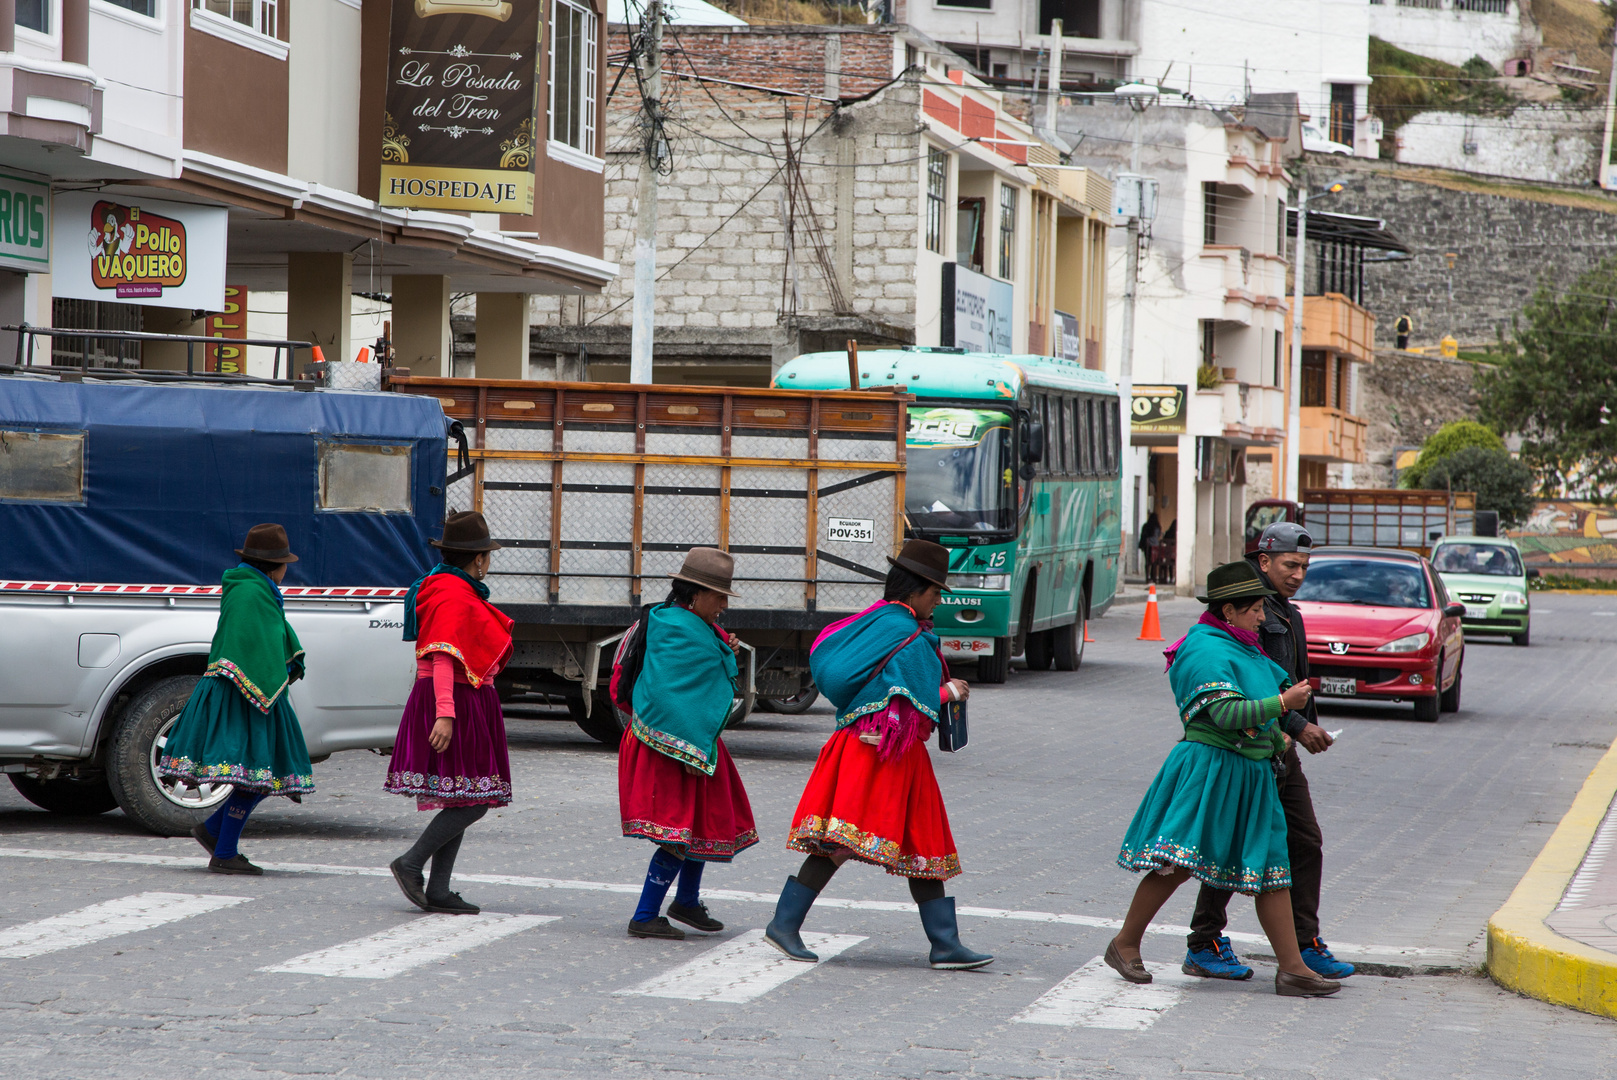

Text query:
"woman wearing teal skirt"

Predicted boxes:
[[159, 524, 314, 875], [1108, 561, 1341, 997]]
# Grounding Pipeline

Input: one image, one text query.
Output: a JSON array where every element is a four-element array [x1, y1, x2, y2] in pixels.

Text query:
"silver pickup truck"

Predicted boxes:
[[0, 583, 416, 833], [0, 364, 449, 833]]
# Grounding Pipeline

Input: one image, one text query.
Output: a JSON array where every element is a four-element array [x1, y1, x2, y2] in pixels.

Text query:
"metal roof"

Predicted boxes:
[[1286, 208, 1410, 253]]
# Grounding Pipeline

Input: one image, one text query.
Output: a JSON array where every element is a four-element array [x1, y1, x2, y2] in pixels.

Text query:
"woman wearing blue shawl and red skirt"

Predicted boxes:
[[615, 547, 757, 940], [1107, 560, 1340, 997], [384, 512, 514, 916], [763, 539, 992, 970]]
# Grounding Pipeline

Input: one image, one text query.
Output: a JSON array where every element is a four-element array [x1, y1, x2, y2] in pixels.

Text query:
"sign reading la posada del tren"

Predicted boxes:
[[380, 0, 541, 214]]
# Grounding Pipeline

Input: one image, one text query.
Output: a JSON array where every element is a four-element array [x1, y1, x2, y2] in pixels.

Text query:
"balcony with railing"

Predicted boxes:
[[1302, 292, 1376, 364], [1300, 406, 1368, 463]]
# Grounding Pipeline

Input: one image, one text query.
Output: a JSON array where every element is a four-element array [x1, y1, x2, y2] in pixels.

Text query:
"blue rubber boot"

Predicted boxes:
[[1301, 938, 1356, 979], [917, 896, 994, 970], [764, 876, 820, 962], [1183, 935, 1254, 980]]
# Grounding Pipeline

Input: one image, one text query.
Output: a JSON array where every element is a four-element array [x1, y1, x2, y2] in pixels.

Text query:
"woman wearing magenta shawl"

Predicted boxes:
[[1107, 560, 1341, 998], [615, 547, 758, 941], [763, 539, 992, 971], [160, 523, 313, 875], [385, 512, 514, 916]]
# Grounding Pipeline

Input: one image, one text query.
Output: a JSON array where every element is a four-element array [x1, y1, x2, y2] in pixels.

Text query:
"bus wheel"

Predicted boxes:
[[977, 638, 1010, 684], [1054, 587, 1087, 671], [1025, 631, 1054, 671]]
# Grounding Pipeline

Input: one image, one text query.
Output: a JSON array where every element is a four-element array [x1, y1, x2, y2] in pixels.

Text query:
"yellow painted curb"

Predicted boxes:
[[1487, 736, 1617, 1017]]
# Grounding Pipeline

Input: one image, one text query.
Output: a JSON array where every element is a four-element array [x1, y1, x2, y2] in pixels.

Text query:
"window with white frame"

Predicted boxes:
[[105, 0, 158, 17], [551, 0, 599, 158], [16, 0, 47, 31], [998, 184, 1017, 280], [195, 0, 277, 40], [925, 148, 947, 254]]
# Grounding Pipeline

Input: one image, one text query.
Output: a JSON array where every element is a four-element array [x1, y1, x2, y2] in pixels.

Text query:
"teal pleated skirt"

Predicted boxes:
[[158, 676, 315, 795], [1116, 741, 1290, 895]]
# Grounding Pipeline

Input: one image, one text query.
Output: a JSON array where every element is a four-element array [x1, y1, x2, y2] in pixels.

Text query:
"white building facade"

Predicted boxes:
[[1063, 96, 1299, 592]]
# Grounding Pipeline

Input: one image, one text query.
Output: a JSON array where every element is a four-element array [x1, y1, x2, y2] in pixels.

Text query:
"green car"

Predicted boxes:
[[1430, 536, 1536, 646]]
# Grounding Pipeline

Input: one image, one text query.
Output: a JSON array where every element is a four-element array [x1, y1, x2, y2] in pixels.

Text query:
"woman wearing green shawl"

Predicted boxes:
[[615, 547, 758, 941], [1106, 561, 1342, 998], [159, 524, 314, 876]]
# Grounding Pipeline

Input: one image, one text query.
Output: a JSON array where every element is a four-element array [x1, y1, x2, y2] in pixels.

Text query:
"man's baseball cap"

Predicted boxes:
[[1257, 522, 1313, 554]]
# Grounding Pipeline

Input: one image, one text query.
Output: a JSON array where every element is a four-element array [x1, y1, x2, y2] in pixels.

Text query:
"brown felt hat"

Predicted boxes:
[[235, 523, 298, 564], [430, 510, 502, 553], [886, 538, 952, 591], [670, 546, 740, 597]]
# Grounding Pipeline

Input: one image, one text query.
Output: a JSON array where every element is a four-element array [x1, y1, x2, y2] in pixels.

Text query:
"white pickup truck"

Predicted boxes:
[[0, 366, 449, 834]]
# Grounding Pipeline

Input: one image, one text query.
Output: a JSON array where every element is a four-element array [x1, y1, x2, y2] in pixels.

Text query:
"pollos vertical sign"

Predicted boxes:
[[380, 0, 541, 214]]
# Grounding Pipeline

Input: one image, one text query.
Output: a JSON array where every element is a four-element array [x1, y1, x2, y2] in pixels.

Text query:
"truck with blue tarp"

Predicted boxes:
[[0, 371, 448, 834]]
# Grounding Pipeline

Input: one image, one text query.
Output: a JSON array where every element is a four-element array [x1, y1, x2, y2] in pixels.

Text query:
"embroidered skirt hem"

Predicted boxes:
[[384, 678, 512, 809], [618, 729, 757, 863], [1115, 740, 1291, 896], [156, 676, 314, 797], [786, 726, 961, 881]]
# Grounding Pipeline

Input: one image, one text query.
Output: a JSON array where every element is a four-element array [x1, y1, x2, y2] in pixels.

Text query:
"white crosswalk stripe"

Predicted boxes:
[[0, 892, 250, 959], [615, 928, 866, 1003], [261, 913, 557, 979], [1013, 956, 1197, 1030]]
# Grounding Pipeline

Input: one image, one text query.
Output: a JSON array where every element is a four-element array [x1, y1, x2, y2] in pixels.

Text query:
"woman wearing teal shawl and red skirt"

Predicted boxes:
[[615, 547, 757, 940], [764, 539, 992, 971], [385, 512, 514, 915], [1108, 560, 1341, 998], [159, 524, 313, 875]]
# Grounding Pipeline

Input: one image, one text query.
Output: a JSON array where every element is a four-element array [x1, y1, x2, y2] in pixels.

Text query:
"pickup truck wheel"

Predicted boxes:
[[568, 688, 629, 747], [8, 773, 119, 816], [106, 675, 232, 835], [976, 638, 1010, 684], [761, 684, 819, 715]]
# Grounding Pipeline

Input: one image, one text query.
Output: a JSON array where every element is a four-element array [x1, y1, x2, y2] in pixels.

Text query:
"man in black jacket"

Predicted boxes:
[[1181, 522, 1356, 981]]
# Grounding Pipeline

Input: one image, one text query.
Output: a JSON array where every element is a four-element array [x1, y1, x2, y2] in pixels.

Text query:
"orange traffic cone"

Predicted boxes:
[[311, 345, 327, 365], [1137, 584, 1164, 641], [354, 346, 372, 364], [1083, 619, 1094, 643]]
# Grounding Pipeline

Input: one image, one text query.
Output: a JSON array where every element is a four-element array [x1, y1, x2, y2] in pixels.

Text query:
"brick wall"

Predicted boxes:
[[531, 27, 923, 354]]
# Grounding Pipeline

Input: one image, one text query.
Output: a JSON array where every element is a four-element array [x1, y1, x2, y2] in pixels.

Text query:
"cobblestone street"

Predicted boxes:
[[2, 594, 1614, 1078]]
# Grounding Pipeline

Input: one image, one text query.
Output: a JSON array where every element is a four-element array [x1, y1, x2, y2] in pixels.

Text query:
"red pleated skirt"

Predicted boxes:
[[787, 726, 961, 880], [618, 729, 759, 862]]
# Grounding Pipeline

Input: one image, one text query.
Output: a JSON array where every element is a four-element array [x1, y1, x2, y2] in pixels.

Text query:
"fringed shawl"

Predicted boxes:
[[406, 566, 513, 687], [811, 600, 943, 759], [630, 603, 739, 776], [205, 565, 304, 713]]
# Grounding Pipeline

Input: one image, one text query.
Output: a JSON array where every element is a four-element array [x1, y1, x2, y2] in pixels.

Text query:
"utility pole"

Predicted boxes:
[[629, 0, 664, 385], [1286, 186, 1308, 502], [1113, 83, 1156, 581], [1601, 24, 1617, 190], [1043, 19, 1063, 138]]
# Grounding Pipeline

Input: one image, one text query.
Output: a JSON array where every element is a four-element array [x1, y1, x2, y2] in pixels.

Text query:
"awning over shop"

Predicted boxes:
[[1286, 208, 1409, 305]]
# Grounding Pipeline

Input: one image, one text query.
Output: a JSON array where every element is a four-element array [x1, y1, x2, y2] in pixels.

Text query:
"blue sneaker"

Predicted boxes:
[[1182, 935, 1254, 980], [1300, 937, 1355, 979]]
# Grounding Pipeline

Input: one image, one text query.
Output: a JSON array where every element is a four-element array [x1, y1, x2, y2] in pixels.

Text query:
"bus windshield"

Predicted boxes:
[[905, 405, 1016, 535]]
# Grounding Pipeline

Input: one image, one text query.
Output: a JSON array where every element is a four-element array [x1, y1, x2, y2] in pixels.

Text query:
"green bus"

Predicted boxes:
[[773, 347, 1122, 683]]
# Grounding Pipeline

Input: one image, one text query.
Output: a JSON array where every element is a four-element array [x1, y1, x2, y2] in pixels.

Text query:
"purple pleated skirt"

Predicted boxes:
[[384, 678, 512, 810]]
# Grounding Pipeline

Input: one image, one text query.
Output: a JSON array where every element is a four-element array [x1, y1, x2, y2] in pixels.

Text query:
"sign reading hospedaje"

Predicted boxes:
[[51, 192, 227, 311], [380, 0, 541, 214]]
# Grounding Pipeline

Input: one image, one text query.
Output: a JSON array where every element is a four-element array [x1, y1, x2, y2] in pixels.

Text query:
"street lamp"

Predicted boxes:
[[1112, 82, 1158, 582], [1285, 178, 1349, 503]]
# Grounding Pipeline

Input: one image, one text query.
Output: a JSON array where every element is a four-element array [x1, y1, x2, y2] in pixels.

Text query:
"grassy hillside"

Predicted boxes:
[[1368, 37, 1516, 141]]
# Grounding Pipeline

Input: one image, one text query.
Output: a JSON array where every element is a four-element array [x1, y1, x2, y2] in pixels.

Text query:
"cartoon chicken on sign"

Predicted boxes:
[[87, 208, 134, 259]]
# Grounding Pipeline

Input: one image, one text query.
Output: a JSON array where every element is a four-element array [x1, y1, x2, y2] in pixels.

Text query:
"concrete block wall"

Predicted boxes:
[[532, 28, 922, 338]]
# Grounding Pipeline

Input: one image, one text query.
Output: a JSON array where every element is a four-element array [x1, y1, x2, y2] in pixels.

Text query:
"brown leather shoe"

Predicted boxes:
[[1104, 938, 1152, 984], [1275, 968, 1342, 997]]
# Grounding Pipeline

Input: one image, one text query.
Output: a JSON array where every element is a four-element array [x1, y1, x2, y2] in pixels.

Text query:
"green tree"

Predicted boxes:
[[1401, 420, 1506, 488], [1478, 258, 1617, 497], [1420, 446, 1537, 529]]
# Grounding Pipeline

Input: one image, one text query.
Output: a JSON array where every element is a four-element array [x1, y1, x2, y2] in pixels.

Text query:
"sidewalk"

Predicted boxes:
[[1488, 737, 1617, 1018], [1111, 581, 1184, 607]]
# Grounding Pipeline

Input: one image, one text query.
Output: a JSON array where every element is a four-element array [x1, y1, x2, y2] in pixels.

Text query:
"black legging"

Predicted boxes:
[[399, 805, 488, 898], [795, 853, 945, 904]]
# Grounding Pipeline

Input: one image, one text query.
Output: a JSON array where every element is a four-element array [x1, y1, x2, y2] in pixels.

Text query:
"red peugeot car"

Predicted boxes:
[[1291, 546, 1466, 723]]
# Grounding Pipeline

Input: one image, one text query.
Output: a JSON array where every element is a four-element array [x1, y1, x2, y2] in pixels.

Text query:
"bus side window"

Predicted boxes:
[[1057, 396, 1070, 475], [1082, 397, 1097, 476], [1040, 394, 1054, 476], [1105, 400, 1120, 476]]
